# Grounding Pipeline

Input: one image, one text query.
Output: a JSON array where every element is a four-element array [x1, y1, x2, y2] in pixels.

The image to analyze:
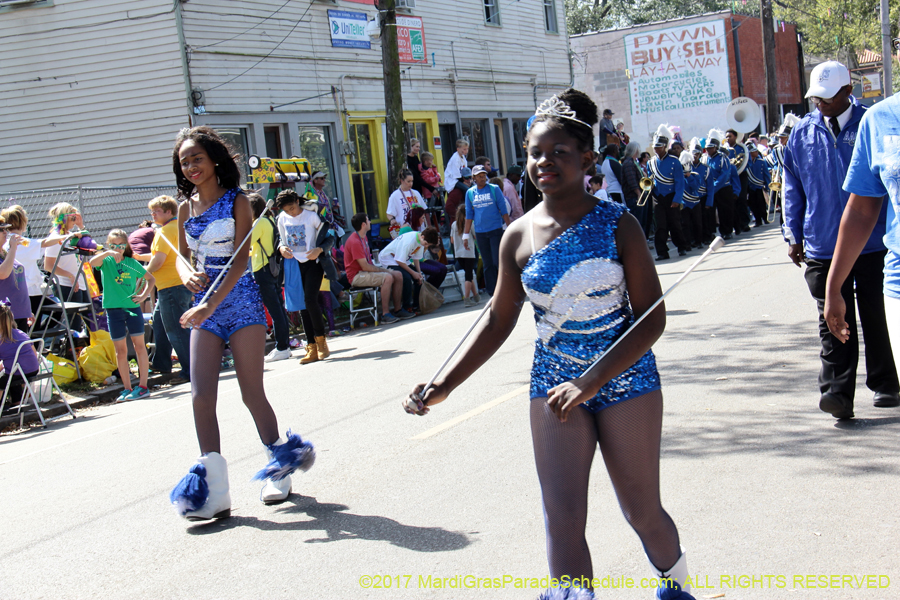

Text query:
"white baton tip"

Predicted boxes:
[[709, 236, 725, 252]]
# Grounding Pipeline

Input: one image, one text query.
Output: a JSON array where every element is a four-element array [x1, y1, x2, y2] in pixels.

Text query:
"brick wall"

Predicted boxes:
[[728, 14, 802, 105]]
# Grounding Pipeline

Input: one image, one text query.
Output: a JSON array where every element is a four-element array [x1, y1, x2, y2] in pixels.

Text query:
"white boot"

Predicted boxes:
[[260, 442, 291, 505], [171, 452, 231, 521], [648, 548, 694, 599]]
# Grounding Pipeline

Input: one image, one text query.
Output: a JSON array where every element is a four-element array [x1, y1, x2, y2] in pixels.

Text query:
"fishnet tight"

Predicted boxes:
[[530, 390, 681, 582]]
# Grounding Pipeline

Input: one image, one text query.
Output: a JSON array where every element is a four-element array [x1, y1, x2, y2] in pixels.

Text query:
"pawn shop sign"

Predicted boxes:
[[397, 16, 427, 63]]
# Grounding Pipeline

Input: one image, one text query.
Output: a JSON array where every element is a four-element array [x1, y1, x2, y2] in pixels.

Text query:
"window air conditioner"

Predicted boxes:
[[396, 0, 416, 9]]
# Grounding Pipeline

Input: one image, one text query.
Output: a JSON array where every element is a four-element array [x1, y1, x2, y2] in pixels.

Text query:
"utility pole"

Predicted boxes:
[[881, 0, 892, 98], [379, 0, 405, 187], [760, 0, 779, 132]]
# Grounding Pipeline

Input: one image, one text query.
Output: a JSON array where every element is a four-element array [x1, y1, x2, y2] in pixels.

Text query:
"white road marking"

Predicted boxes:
[[411, 384, 530, 440]]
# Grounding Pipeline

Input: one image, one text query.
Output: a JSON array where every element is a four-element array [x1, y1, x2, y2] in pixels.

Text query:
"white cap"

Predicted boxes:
[[806, 61, 851, 99]]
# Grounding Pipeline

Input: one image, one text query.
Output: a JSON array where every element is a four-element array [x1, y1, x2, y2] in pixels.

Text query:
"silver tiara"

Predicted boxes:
[[534, 95, 593, 130]]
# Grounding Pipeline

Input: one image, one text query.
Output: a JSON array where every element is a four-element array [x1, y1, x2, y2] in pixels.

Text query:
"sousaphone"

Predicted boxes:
[[724, 97, 761, 174]]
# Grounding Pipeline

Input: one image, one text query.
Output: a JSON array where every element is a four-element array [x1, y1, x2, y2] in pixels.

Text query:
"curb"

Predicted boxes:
[[1, 372, 185, 431]]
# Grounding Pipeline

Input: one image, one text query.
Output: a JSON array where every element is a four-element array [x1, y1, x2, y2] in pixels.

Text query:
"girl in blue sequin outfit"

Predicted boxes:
[[409, 91, 695, 599], [167, 127, 315, 522]]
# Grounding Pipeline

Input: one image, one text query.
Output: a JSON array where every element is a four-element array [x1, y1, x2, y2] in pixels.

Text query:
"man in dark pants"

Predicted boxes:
[[649, 124, 688, 260], [704, 129, 735, 239], [725, 129, 751, 232], [783, 59, 900, 420]]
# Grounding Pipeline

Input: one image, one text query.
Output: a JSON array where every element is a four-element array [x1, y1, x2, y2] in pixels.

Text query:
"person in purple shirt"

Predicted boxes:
[[0, 219, 33, 331], [0, 301, 40, 407]]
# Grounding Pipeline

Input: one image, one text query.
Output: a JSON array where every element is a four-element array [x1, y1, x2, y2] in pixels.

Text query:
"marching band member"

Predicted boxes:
[[679, 150, 704, 249], [744, 141, 771, 227], [704, 129, 735, 239], [765, 115, 799, 222], [724, 129, 751, 233], [688, 138, 713, 245], [649, 124, 688, 261]]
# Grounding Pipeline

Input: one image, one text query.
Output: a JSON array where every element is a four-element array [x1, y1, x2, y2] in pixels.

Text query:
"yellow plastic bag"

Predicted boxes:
[[77, 330, 118, 383], [46, 353, 78, 385]]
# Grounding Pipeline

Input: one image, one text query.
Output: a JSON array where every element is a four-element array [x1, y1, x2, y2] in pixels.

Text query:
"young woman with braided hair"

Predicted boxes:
[[408, 90, 696, 599]]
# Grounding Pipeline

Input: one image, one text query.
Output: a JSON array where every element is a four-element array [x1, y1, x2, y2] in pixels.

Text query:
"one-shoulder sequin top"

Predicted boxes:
[[521, 200, 660, 412]]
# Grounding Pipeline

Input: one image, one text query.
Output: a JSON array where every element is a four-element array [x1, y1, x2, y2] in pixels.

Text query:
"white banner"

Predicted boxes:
[[624, 19, 732, 145], [328, 9, 370, 50]]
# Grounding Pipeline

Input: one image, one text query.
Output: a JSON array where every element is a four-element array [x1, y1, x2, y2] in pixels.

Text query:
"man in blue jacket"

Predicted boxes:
[[649, 124, 688, 260], [782, 60, 900, 420], [704, 129, 736, 239], [744, 142, 770, 227]]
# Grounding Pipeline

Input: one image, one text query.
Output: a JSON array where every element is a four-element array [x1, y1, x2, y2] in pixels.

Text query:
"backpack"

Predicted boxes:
[[261, 215, 283, 278]]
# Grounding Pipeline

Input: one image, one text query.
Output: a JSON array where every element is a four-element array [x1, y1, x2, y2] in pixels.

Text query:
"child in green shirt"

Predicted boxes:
[[89, 229, 155, 402]]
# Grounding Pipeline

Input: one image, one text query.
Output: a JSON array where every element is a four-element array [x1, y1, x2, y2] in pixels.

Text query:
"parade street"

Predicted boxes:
[[1, 224, 897, 600]]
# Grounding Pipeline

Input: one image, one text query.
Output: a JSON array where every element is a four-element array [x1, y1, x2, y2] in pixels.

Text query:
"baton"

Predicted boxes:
[[404, 236, 725, 415]]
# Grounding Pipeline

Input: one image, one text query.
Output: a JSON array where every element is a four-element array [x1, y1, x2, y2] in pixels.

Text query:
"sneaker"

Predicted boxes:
[[128, 386, 150, 400], [473, 290, 481, 303], [381, 313, 399, 324], [464, 298, 474, 308], [264, 348, 292, 363], [116, 389, 133, 403], [395, 309, 416, 320], [169, 375, 190, 385]]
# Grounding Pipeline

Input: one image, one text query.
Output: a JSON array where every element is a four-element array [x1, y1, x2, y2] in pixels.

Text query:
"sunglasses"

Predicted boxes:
[[109, 243, 127, 250]]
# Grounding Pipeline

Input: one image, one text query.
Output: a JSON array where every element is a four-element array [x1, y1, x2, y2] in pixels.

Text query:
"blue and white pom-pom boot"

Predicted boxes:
[[170, 452, 231, 521], [254, 431, 316, 505], [649, 548, 696, 600]]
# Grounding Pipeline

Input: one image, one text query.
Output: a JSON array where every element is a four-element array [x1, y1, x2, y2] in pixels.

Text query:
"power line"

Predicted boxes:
[[192, 0, 294, 50], [205, 2, 314, 92]]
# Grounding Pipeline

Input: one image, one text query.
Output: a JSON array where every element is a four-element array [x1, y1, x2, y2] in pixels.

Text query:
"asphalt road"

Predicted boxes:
[[1, 223, 897, 600]]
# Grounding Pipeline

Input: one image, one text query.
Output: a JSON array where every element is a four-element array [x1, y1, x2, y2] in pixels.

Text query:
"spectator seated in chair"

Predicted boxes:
[[343, 213, 406, 323]]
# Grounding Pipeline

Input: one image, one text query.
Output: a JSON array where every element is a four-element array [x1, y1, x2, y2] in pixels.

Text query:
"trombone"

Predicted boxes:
[[637, 177, 653, 207]]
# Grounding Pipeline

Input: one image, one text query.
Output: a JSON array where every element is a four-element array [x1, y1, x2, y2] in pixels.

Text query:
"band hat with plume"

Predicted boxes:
[[777, 113, 801, 137], [679, 150, 694, 172], [653, 124, 673, 148], [746, 141, 758, 153], [534, 95, 593, 130], [707, 128, 724, 146], [688, 137, 703, 155]]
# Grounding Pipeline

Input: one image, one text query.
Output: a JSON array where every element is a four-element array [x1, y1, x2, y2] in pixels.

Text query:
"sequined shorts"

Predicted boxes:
[[194, 272, 266, 340]]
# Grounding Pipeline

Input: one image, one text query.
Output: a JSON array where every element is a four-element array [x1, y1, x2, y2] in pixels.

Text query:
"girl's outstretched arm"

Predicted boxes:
[[410, 218, 530, 410]]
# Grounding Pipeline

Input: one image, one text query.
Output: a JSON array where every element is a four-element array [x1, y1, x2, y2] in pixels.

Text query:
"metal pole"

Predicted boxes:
[[379, 0, 406, 186], [882, 0, 893, 98], [760, 0, 780, 133]]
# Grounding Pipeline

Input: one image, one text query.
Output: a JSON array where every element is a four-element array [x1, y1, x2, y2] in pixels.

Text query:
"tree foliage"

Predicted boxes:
[[565, 0, 731, 36]]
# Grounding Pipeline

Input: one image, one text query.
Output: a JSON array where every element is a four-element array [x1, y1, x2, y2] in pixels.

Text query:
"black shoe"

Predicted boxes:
[[873, 391, 900, 407], [733, 229, 741, 236], [656, 254, 670, 261], [678, 248, 687, 256], [693, 242, 702, 249], [755, 220, 764, 227], [819, 392, 854, 420], [723, 233, 733, 240], [742, 225, 751, 232]]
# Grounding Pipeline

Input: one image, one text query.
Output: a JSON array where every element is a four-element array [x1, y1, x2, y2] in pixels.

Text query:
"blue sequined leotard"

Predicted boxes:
[[184, 188, 265, 340], [521, 200, 660, 412]]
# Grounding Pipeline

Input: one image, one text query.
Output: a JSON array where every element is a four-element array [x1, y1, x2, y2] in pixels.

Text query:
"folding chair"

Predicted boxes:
[[0, 338, 75, 429], [439, 237, 466, 302], [347, 287, 379, 329]]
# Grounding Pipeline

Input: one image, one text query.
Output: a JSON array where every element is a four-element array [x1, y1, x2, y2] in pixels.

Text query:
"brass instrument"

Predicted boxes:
[[768, 181, 782, 192], [637, 177, 653, 207]]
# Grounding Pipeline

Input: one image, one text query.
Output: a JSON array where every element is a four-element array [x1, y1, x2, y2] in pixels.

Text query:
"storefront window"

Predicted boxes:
[[512, 119, 529, 166], [349, 123, 379, 219], [461, 120, 487, 164], [405, 122, 430, 154], [214, 126, 250, 183], [299, 125, 337, 198]]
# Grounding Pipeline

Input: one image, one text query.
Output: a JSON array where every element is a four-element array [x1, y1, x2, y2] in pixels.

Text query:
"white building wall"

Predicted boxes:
[[0, 0, 189, 193], [181, 0, 571, 115]]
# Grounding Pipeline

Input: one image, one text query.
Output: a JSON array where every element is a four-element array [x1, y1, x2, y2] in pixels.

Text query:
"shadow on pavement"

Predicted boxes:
[[654, 321, 900, 475], [187, 496, 473, 552]]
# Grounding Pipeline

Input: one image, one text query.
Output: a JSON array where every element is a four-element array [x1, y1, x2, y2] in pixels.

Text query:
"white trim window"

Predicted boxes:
[[543, 0, 558, 33], [483, 0, 500, 26], [0, 0, 52, 12]]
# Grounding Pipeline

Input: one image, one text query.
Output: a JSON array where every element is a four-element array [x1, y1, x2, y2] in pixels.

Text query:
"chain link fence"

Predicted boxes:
[[3, 186, 178, 239]]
